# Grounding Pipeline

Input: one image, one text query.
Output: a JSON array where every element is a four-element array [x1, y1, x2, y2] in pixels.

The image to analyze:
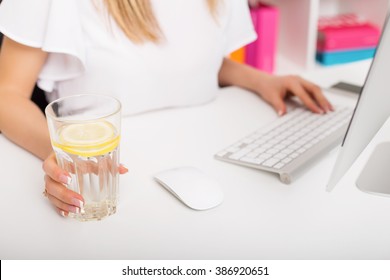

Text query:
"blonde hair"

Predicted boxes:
[[103, 0, 220, 43]]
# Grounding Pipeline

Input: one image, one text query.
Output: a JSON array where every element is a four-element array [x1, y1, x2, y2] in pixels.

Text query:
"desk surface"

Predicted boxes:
[[2, 61, 390, 260]]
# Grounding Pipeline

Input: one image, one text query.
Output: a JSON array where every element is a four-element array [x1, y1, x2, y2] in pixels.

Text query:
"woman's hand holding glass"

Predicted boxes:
[[42, 152, 128, 217]]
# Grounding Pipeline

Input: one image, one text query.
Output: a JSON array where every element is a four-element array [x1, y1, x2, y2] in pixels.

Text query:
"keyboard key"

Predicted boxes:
[[227, 146, 240, 153], [242, 138, 255, 144], [254, 147, 267, 153], [281, 139, 293, 146], [266, 148, 280, 155], [247, 143, 259, 150], [261, 143, 273, 149], [216, 150, 228, 157], [246, 151, 261, 158], [262, 158, 280, 167], [258, 153, 272, 160], [254, 138, 267, 145], [229, 148, 251, 160], [290, 152, 299, 158], [273, 163, 285, 169], [274, 144, 286, 150], [281, 148, 294, 155], [240, 157, 265, 165], [304, 143, 313, 149], [274, 153, 288, 160], [287, 143, 301, 150]]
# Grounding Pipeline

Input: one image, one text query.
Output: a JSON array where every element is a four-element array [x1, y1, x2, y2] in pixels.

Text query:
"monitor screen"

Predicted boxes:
[[327, 12, 390, 191]]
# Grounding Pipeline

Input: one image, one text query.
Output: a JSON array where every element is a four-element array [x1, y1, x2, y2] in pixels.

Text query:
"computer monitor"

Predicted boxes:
[[327, 12, 390, 194]]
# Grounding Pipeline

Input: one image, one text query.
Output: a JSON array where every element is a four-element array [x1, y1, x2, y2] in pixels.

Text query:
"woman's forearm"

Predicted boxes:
[[0, 92, 52, 160], [218, 57, 269, 93]]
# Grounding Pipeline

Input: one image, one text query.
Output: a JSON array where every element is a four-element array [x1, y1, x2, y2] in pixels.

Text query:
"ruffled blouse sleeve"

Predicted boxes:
[[0, 0, 86, 92], [222, 0, 257, 55]]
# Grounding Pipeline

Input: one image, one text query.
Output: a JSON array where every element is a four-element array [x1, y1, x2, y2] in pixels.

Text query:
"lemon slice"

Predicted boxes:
[[53, 121, 120, 157]]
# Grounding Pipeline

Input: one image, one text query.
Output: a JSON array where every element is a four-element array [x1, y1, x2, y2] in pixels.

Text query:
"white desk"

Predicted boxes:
[[2, 61, 390, 260]]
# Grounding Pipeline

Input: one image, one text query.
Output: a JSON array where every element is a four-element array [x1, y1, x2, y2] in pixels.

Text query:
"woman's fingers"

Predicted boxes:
[[298, 77, 333, 112], [55, 207, 69, 217], [260, 75, 333, 116], [44, 174, 84, 213], [282, 75, 328, 114], [42, 152, 84, 214], [291, 84, 323, 113], [42, 153, 71, 185], [269, 94, 287, 116], [119, 163, 129, 174], [42, 152, 128, 217]]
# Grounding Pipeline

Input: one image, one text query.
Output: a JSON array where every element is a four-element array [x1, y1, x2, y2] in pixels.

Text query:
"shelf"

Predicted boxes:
[[261, 0, 389, 72]]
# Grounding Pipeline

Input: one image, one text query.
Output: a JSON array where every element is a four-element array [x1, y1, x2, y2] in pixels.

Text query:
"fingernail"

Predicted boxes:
[[120, 163, 129, 172], [325, 105, 332, 112], [79, 201, 85, 214], [59, 175, 72, 185], [71, 198, 84, 209], [278, 110, 284, 116], [60, 211, 66, 217], [71, 198, 85, 214], [69, 206, 80, 214]]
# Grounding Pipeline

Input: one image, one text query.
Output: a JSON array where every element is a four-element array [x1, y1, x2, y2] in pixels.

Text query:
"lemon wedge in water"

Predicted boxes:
[[53, 121, 119, 157]]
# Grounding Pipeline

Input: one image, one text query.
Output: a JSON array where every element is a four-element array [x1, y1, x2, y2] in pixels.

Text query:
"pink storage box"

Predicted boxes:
[[317, 14, 381, 51]]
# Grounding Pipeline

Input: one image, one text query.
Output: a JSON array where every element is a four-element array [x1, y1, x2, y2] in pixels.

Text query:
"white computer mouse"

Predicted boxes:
[[154, 166, 224, 210]]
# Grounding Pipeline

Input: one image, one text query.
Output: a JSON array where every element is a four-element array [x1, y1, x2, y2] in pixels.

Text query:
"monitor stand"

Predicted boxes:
[[356, 116, 390, 197], [356, 141, 390, 197]]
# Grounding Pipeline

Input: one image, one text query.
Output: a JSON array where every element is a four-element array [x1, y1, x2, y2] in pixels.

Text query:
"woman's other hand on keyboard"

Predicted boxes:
[[218, 58, 332, 116], [256, 74, 333, 116]]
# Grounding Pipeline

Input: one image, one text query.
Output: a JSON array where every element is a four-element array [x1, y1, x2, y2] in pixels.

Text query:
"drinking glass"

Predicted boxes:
[[45, 94, 121, 221]]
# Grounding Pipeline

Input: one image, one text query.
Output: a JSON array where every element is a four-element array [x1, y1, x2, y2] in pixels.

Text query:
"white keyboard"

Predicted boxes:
[[215, 105, 354, 184]]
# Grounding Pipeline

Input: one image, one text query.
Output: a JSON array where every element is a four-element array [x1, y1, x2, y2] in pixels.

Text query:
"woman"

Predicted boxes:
[[0, 0, 332, 217]]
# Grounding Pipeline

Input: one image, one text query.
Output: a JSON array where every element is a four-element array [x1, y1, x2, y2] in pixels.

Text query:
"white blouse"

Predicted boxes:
[[0, 0, 256, 116]]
